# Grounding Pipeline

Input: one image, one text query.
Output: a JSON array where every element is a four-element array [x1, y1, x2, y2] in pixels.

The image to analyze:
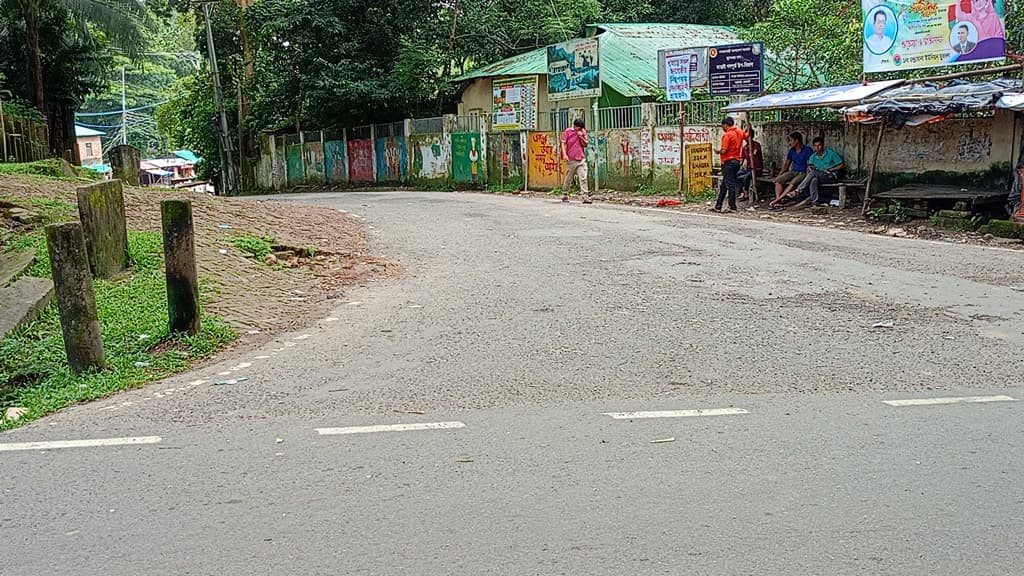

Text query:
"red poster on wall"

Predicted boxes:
[[348, 139, 374, 183]]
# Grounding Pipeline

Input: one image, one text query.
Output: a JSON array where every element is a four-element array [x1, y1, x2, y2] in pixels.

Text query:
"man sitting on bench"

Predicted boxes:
[[770, 136, 845, 210], [799, 137, 845, 205], [772, 132, 812, 204]]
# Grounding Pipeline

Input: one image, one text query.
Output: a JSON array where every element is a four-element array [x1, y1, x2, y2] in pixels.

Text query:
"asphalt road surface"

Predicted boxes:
[[3, 192, 1023, 576]]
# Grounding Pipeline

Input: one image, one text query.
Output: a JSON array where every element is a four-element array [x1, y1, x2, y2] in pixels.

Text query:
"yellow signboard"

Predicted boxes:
[[685, 143, 713, 193]]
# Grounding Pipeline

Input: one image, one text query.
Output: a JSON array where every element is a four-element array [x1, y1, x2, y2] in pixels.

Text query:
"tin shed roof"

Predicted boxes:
[[453, 23, 744, 98]]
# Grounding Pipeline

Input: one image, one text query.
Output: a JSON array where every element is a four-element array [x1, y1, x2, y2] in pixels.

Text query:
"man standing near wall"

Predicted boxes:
[[712, 116, 744, 213], [561, 118, 591, 204]]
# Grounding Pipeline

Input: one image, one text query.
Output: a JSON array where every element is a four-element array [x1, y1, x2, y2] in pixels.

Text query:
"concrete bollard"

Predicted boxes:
[[76, 180, 130, 278], [160, 200, 200, 335], [45, 222, 105, 373]]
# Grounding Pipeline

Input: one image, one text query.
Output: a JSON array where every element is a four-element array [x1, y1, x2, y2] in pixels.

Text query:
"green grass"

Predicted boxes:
[[0, 159, 100, 181], [684, 187, 717, 203], [0, 195, 77, 277], [0, 231, 236, 430], [231, 234, 276, 260]]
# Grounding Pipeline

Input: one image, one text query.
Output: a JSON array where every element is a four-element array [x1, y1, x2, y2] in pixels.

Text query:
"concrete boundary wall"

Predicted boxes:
[[255, 108, 1018, 192]]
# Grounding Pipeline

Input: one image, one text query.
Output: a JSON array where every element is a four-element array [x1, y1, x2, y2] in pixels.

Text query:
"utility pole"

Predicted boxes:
[[0, 90, 8, 162], [200, 2, 236, 195], [120, 66, 127, 145]]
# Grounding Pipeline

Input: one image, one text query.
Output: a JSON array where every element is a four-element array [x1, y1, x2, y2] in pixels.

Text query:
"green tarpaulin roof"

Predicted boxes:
[[454, 23, 742, 98]]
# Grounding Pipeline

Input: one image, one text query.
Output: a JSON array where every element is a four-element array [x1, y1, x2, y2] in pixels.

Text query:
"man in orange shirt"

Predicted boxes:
[[712, 116, 744, 212]]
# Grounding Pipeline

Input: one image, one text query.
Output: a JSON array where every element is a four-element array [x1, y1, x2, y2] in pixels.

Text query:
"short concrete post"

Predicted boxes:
[[160, 200, 200, 335], [109, 145, 141, 186], [45, 222, 105, 373], [76, 180, 130, 278], [838, 184, 848, 209]]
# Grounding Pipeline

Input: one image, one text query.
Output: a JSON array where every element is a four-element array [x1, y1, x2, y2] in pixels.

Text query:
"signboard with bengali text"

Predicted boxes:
[[708, 43, 764, 96]]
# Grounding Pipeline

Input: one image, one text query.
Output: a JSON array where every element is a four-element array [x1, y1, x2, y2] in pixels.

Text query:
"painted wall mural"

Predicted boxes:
[[375, 136, 408, 182], [527, 131, 564, 189], [347, 139, 374, 183], [324, 140, 348, 184], [486, 132, 524, 189], [451, 132, 483, 184], [409, 134, 449, 184], [601, 129, 645, 190]]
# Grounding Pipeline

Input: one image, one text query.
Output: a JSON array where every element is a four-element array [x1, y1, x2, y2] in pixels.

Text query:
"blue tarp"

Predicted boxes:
[[82, 164, 111, 173], [722, 80, 904, 112], [172, 150, 201, 163]]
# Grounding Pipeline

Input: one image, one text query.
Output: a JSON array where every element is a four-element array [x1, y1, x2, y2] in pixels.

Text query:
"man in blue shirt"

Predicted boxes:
[[797, 137, 845, 205], [772, 132, 812, 204]]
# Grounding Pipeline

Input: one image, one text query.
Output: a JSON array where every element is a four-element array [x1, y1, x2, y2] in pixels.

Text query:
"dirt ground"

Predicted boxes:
[[514, 188, 1024, 250], [0, 174, 399, 338]]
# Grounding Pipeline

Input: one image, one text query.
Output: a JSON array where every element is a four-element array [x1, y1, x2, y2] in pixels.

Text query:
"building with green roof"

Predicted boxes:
[[453, 23, 797, 126]]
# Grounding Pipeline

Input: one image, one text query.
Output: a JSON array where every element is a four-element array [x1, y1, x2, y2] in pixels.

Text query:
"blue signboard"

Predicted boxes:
[[708, 42, 764, 96]]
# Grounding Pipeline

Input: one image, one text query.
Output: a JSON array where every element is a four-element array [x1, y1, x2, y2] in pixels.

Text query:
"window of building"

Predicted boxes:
[[85, 142, 94, 156]]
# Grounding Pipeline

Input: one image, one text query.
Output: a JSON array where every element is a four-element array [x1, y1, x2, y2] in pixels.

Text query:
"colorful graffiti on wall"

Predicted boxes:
[[324, 140, 347, 184], [375, 136, 408, 182], [409, 134, 449, 184], [486, 133, 523, 188], [527, 131, 563, 189], [348, 139, 374, 183], [451, 132, 483, 184]]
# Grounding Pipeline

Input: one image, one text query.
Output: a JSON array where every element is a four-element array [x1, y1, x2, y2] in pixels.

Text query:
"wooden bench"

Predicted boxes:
[[712, 173, 866, 208]]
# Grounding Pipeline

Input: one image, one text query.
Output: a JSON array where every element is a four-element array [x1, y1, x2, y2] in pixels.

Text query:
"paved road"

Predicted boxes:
[[2, 192, 1023, 575]]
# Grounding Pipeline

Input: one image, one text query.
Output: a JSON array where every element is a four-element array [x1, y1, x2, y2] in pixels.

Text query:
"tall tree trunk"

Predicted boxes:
[[24, 4, 46, 111], [45, 100, 79, 163]]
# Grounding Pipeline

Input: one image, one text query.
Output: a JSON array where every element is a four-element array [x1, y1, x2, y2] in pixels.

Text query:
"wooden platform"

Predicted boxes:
[[875, 184, 1007, 202]]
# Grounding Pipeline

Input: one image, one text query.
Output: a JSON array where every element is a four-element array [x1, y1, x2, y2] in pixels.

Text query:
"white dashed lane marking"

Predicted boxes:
[[603, 408, 749, 420], [883, 395, 1017, 407], [316, 422, 466, 436], [0, 436, 162, 452]]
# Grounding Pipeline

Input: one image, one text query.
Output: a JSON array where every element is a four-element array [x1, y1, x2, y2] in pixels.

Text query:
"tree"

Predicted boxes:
[[0, 0, 150, 157]]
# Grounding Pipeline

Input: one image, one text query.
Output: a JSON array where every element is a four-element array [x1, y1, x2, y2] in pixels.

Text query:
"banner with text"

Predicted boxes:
[[492, 76, 538, 131], [862, 0, 1006, 73], [547, 38, 601, 101], [665, 53, 693, 102]]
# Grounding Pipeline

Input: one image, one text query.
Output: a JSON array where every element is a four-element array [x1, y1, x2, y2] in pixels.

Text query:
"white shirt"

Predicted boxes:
[[865, 34, 892, 54]]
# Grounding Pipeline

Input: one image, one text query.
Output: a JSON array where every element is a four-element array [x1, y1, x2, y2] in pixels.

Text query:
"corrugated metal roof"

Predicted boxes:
[[453, 23, 743, 98]]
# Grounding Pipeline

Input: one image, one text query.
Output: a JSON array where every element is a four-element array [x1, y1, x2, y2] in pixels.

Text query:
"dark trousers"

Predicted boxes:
[[716, 159, 742, 210]]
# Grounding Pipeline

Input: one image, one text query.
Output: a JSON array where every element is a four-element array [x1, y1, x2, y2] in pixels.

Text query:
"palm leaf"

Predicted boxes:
[[61, 0, 152, 58]]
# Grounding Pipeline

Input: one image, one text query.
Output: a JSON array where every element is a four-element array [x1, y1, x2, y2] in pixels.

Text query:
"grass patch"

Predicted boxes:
[[0, 195, 77, 277], [0, 159, 100, 181], [684, 187, 717, 203], [0, 231, 236, 430], [231, 234, 276, 260]]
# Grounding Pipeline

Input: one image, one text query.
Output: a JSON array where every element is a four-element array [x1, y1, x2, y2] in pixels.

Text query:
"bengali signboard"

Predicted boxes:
[[862, 0, 1006, 73], [708, 43, 764, 96], [657, 48, 708, 88], [547, 38, 601, 101], [665, 53, 693, 102], [492, 76, 538, 131], [685, 143, 713, 192]]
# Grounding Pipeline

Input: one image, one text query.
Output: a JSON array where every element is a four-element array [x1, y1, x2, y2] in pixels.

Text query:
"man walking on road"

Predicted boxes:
[[712, 116, 744, 213], [561, 118, 591, 204]]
